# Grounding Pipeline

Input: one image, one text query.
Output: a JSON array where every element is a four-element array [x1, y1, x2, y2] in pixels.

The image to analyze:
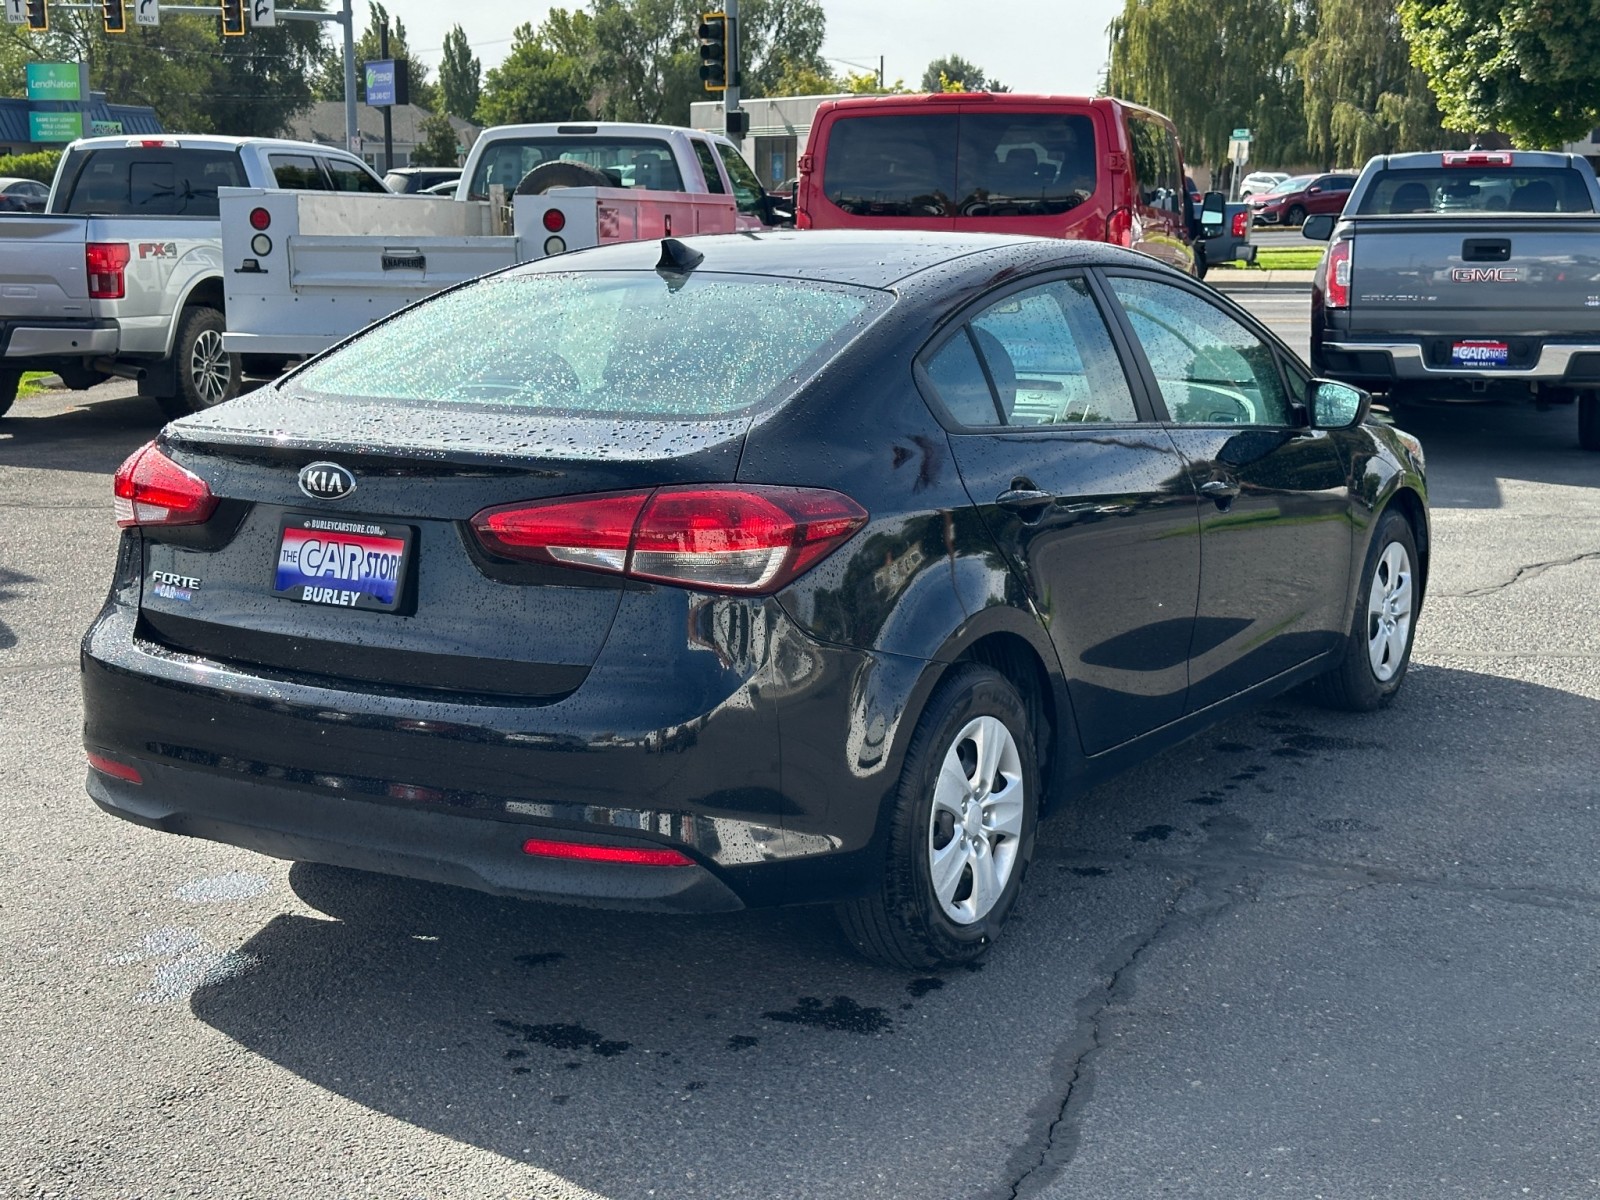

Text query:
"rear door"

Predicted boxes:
[[1101, 271, 1352, 708], [924, 272, 1202, 754], [1308, 174, 1355, 216]]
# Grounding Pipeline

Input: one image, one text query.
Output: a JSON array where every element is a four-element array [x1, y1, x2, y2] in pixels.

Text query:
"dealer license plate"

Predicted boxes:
[[1451, 339, 1510, 368], [273, 515, 413, 612]]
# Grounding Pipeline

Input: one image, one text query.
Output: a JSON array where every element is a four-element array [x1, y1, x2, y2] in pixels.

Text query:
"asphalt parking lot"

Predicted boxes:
[[2, 293, 1597, 1199]]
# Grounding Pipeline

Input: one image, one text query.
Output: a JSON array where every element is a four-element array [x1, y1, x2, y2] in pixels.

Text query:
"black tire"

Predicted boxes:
[[1285, 204, 1306, 226], [57, 362, 109, 391], [1579, 392, 1599, 452], [837, 664, 1040, 969], [1309, 508, 1419, 712], [0, 369, 18, 418], [514, 161, 616, 196], [156, 306, 241, 419]]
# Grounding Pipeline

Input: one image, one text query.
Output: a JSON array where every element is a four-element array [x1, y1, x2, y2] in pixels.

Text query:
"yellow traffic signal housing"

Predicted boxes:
[[698, 12, 727, 92], [26, 0, 48, 31], [220, 0, 244, 35], [103, 0, 127, 32]]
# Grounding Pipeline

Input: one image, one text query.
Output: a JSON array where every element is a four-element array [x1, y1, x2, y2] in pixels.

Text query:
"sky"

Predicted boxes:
[[398, 0, 1127, 99]]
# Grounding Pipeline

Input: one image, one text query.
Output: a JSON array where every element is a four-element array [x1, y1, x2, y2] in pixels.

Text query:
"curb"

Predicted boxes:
[[1207, 269, 1316, 292]]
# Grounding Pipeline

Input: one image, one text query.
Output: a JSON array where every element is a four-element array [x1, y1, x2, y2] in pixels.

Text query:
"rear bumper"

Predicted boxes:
[[1, 318, 118, 360], [87, 763, 744, 913], [1318, 339, 1600, 387]]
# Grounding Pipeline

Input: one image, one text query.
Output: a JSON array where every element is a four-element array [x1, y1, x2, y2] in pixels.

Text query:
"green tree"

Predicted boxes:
[[1399, 0, 1600, 148], [920, 54, 990, 93], [312, 2, 437, 111], [409, 112, 461, 166], [735, 0, 830, 97], [476, 21, 590, 125], [1296, 0, 1460, 167], [438, 25, 481, 122], [764, 57, 841, 96]]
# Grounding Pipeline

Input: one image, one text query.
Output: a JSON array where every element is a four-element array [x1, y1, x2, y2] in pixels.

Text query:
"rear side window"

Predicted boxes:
[[822, 112, 1096, 218], [1356, 168, 1595, 215], [59, 148, 247, 216], [270, 154, 330, 190], [294, 272, 887, 419]]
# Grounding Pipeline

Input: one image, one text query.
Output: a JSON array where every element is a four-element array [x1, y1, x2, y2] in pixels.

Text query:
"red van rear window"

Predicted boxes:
[[822, 113, 1097, 218]]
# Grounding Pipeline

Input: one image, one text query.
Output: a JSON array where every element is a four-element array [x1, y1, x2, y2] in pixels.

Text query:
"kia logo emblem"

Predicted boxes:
[[297, 461, 357, 501]]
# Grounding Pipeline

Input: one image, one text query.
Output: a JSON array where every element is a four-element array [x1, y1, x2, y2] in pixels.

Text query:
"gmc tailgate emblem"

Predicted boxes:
[[1451, 267, 1523, 282]]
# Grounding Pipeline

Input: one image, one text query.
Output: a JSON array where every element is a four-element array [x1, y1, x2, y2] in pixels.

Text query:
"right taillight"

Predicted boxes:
[[112, 441, 218, 528], [86, 242, 131, 300], [1106, 205, 1134, 247], [471, 485, 868, 595], [1231, 209, 1249, 238], [1324, 239, 1352, 309]]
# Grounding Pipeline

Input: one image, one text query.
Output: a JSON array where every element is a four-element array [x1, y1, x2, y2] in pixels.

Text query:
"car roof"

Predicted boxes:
[[64, 134, 368, 160], [515, 229, 1169, 290]]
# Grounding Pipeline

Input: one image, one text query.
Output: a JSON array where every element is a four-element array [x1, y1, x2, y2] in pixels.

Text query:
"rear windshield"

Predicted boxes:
[[58, 148, 247, 217], [293, 271, 886, 419], [464, 137, 685, 200], [1356, 168, 1596, 215], [822, 112, 1097, 218]]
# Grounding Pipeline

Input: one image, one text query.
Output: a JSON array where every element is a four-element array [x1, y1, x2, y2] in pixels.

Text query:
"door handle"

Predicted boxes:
[[995, 488, 1056, 518], [1199, 479, 1240, 510]]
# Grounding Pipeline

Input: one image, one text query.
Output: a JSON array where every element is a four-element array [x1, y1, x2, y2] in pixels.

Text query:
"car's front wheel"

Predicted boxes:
[[1285, 204, 1306, 226], [837, 664, 1039, 969], [1310, 507, 1419, 711]]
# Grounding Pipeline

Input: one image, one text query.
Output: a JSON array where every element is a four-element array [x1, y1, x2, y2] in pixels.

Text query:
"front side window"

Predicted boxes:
[[325, 158, 387, 193], [691, 141, 727, 193], [923, 278, 1138, 427], [715, 143, 768, 217], [294, 271, 886, 420], [1108, 276, 1291, 426]]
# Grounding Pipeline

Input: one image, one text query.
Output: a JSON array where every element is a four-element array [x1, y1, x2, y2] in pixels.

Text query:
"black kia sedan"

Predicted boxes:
[[83, 231, 1428, 968]]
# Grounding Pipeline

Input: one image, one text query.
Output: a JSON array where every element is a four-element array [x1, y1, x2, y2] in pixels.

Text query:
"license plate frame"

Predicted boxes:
[[1450, 339, 1511, 368], [272, 514, 414, 613]]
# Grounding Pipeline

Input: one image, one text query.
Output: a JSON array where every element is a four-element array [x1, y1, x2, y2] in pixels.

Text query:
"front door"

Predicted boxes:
[[1101, 272, 1353, 711], [920, 274, 1202, 755]]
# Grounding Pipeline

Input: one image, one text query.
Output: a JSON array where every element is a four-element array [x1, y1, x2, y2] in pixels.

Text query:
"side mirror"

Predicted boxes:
[[1302, 214, 1335, 241], [1199, 190, 1226, 235], [1310, 379, 1371, 429]]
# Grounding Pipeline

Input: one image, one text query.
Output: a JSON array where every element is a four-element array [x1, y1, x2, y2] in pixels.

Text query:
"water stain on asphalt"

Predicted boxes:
[[173, 872, 272, 903], [514, 952, 566, 968], [1187, 794, 1226, 806], [1272, 746, 1313, 759], [727, 1035, 758, 1051], [108, 926, 257, 1004], [495, 1019, 630, 1057], [907, 978, 944, 999], [762, 996, 891, 1035], [1132, 824, 1178, 841], [1070, 866, 1108, 876], [1214, 741, 1252, 753], [1284, 732, 1379, 753], [1314, 817, 1382, 833]]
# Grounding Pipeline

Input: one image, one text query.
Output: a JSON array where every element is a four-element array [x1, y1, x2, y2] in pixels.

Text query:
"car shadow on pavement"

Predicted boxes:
[[185, 664, 1600, 1199], [0, 389, 161, 474], [0, 565, 38, 651], [1383, 400, 1596, 509]]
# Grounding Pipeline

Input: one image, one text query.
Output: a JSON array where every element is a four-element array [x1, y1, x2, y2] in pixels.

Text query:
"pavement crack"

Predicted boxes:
[[1446, 549, 1600, 598], [0, 658, 77, 678]]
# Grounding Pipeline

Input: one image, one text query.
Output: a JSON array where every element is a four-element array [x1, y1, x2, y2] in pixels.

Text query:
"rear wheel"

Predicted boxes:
[[1579, 392, 1599, 452], [837, 664, 1039, 969], [0, 369, 18, 418], [1310, 508, 1418, 712], [156, 306, 241, 419]]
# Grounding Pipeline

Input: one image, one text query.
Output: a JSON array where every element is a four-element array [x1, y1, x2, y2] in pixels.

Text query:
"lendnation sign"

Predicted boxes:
[[26, 62, 82, 101]]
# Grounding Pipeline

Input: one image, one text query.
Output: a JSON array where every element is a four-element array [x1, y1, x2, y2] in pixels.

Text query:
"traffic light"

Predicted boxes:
[[103, 0, 126, 33], [220, 0, 243, 35], [698, 12, 727, 92], [25, 0, 47, 31]]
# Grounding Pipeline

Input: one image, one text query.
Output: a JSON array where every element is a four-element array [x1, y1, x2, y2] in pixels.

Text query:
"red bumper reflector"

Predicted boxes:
[[87, 752, 142, 784], [521, 838, 693, 867]]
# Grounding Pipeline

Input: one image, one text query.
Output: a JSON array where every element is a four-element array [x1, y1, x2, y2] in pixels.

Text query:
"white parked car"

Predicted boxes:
[[1239, 170, 1291, 199]]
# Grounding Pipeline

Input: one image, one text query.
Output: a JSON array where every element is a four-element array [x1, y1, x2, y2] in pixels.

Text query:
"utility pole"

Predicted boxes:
[[722, 0, 744, 141], [379, 14, 392, 172]]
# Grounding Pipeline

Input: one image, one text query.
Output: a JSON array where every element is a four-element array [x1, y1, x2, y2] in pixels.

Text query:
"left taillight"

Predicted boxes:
[[1324, 239, 1353, 309], [471, 485, 868, 595], [86, 242, 131, 300], [112, 441, 218, 528]]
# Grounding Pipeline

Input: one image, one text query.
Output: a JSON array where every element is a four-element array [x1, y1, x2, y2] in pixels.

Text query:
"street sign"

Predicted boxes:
[[135, 0, 159, 25], [1232, 127, 1252, 140], [365, 60, 396, 107], [2, 0, 24, 26], [251, 0, 274, 27]]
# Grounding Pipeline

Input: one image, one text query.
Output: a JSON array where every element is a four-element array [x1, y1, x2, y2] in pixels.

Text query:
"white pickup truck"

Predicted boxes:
[[222, 122, 783, 365], [0, 134, 389, 420]]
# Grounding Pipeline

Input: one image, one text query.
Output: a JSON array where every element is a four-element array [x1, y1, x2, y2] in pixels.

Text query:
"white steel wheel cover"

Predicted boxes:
[[926, 715, 1026, 925], [1366, 540, 1414, 682]]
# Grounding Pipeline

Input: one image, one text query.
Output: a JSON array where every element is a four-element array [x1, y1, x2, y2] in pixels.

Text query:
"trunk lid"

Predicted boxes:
[[144, 390, 750, 700]]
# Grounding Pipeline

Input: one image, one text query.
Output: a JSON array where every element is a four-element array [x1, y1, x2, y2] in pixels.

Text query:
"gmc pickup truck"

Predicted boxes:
[[0, 135, 387, 420], [1303, 150, 1600, 451], [222, 121, 783, 365]]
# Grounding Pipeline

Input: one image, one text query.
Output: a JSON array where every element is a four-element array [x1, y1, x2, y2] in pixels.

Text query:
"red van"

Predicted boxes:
[[796, 93, 1204, 275]]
